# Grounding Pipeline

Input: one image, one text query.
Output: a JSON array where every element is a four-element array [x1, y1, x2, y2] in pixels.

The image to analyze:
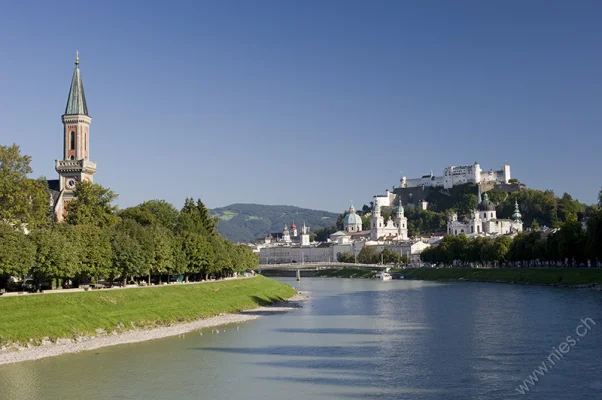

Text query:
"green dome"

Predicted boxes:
[[478, 193, 496, 212], [344, 213, 362, 226]]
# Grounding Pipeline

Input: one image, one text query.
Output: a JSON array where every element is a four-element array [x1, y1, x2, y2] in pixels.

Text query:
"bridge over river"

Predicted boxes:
[[258, 262, 387, 277]]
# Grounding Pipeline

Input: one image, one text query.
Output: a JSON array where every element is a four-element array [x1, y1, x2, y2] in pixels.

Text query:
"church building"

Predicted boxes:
[[48, 53, 97, 221]]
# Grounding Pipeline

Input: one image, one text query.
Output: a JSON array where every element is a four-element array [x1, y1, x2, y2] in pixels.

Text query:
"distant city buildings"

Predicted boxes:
[[255, 161, 522, 264]]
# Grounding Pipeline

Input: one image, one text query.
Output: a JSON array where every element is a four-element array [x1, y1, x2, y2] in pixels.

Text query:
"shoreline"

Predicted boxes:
[[0, 293, 307, 366]]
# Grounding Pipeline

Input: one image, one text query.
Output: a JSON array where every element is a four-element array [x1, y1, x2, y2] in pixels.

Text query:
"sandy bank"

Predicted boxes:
[[0, 293, 307, 366]]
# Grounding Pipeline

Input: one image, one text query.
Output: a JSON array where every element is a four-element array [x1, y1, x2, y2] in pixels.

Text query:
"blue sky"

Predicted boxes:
[[1, 0, 601, 212]]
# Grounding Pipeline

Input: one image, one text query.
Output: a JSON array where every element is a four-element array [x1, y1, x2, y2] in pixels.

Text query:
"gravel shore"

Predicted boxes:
[[0, 293, 307, 366]]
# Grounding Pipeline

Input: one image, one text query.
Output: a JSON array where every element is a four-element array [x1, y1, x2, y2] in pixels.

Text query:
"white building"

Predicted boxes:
[[370, 202, 408, 241], [447, 194, 523, 236], [401, 162, 511, 190], [373, 189, 396, 209], [343, 203, 363, 233]]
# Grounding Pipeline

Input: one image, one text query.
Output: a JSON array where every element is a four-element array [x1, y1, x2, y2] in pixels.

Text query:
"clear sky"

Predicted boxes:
[[1, 0, 601, 212]]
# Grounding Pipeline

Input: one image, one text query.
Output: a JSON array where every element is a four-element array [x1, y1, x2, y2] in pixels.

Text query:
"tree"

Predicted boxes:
[[557, 220, 586, 264], [181, 232, 215, 280], [111, 229, 145, 286], [313, 225, 337, 242], [337, 252, 355, 263], [211, 236, 233, 277], [0, 222, 35, 278], [178, 198, 217, 236], [0, 144, 51, 228], [116, 219, 155, 279], [381, 248, 403, 264], [66, 181, 120, 228], [30, 226, 81, 287], [358, 246, 380, 264], [76, 224, 113, 280], [120, 200, 179, 232]]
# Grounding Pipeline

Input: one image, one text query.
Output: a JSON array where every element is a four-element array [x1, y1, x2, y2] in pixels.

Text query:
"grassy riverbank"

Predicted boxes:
[[400, 268, 602, 286], [0, 276, 296, 346]]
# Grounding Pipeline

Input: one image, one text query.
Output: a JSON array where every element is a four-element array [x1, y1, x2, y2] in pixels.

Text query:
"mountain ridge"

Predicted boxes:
[[211, 203, 339, 243]]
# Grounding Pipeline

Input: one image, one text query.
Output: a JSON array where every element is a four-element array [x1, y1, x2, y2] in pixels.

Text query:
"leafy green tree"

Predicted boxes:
[[337, 252, 355, 263], [149, 225, 176, 280], [381, 248, 404, 264], [76, 224, 113, 280], [586, 212, 602, 262], [181, 232, 215, 280], [120, 200, 179, 232], [117, 219, 155, 280], [358, 246, 380, 264], [313, 225, 337, 242], [0, 144, 51, 228], [556, 220, 586, 264], [0, 222, 35, 278], [211, 236, 233, 277], [30, 226, 81, 286], [179, 198, 217, 236], [66, 181, 120, 228], [111, 229, 145, 286]]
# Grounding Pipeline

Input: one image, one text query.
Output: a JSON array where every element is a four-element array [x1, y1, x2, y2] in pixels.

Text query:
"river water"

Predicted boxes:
[[1, 278, 601, 400]]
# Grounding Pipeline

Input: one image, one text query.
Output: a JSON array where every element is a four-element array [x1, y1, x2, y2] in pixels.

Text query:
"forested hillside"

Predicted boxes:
[[211, 204, 338, 243]]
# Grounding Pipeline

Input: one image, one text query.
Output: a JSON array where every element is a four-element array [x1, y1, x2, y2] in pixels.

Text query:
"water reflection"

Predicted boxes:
[[0, 278, 601, 400]]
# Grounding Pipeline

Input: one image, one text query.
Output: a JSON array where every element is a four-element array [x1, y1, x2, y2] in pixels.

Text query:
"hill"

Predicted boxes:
[[211, 204, 338, 243]]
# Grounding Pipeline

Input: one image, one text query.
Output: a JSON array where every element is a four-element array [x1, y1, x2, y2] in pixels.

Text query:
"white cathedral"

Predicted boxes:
[[342, 202, 408, 241], [447, 193, 523, 236]]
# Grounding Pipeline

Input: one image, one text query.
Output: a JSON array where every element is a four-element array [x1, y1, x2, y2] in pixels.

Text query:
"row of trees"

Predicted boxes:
[[0, 144, 258, 290], [420, 197, 602, 266], [338, 247, 410, 265]]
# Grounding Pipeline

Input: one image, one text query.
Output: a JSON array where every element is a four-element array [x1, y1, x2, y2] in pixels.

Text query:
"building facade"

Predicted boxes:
[[401, 162, 511, 190], [370, 201, 408, 241], [447, 194, 523, 236]]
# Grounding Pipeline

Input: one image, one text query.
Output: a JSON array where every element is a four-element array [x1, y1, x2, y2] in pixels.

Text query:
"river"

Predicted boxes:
[[1, 278, 601, 399]]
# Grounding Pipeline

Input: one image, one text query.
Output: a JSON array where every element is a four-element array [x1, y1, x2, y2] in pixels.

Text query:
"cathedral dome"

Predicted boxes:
[[478, 193, 496, 211], [344, 213, 362, 226]]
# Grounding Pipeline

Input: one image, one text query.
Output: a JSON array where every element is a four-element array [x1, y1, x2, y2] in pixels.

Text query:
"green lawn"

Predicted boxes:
[[0, 276, 296, 346], [400, 268, 602, 286]]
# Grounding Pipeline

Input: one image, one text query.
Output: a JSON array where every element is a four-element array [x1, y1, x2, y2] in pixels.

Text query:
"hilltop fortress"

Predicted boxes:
[[401, 162, 511, 190]]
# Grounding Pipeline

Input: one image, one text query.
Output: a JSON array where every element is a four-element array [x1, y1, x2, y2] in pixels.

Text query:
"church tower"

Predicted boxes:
[[395, 203, 408, 240], [370, 201, 384, 240], [54, 52, 97, 220]]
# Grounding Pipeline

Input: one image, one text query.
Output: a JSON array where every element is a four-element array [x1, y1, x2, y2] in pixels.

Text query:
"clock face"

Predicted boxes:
[[66, 177, 77, 190]]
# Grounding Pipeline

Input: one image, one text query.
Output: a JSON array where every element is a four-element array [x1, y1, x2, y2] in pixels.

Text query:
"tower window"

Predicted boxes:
[[70, 131, 75, 150], [85, 132, 87, 151]]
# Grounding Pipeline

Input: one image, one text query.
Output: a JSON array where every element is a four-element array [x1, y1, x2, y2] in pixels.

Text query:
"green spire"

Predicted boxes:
[[397, 202, 404, 215], [512, 200, 522, 221], [65, 52, 89, 116]]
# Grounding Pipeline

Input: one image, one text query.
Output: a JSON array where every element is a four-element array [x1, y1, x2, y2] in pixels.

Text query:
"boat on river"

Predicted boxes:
[[376, 272, 393, 281]]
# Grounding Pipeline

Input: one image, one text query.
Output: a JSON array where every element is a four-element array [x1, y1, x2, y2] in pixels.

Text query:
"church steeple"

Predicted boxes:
[[65, 51, 89, 116], [55, 52, 96, 222]]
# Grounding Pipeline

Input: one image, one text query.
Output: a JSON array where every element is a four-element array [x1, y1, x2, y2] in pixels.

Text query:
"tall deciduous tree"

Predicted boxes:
[[0, 144, 51, 228], [0, 222, 35, 278], [30, 226, 81, 286], [66, 181, 120, 228], [76, 224, 113, 279]]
